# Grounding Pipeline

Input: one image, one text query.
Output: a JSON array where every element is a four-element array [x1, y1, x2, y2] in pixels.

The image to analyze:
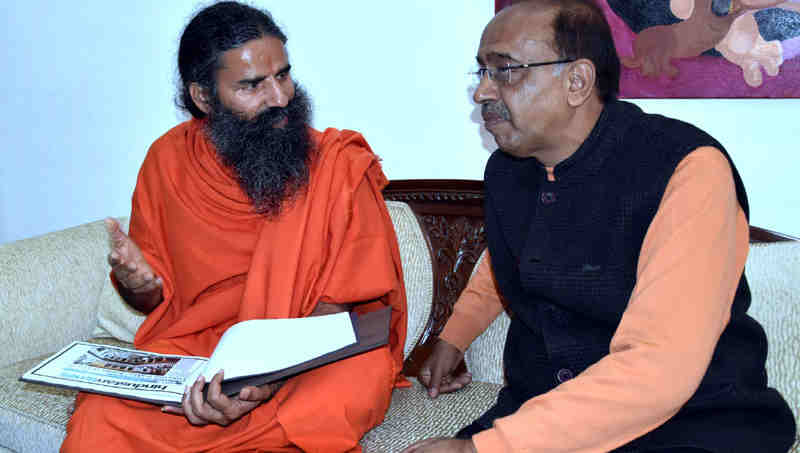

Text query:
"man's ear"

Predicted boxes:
[[189, 82, 212, 115], [565, 59, 596, 107]]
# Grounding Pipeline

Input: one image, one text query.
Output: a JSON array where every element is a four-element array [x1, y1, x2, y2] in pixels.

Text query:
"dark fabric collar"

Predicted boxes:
[[543, 100, 639, 183]]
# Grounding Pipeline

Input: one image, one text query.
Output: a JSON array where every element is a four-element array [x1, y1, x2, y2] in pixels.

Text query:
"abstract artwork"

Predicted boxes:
[[495, 0, 800, 98]]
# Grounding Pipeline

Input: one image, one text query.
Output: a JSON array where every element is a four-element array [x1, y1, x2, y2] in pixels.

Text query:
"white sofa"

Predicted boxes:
[[1, 180, 798, 452]]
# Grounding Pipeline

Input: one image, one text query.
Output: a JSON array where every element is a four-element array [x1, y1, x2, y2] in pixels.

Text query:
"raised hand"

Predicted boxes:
[[417, 338, 472, 399], [105, 217, 163, 312]]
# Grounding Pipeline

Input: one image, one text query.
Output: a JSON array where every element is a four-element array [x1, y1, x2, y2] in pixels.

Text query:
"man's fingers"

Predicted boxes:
[[418, 368, 432, 387], [135, 277, 163, 293], [189, 375, 228, 425], [438, 372, 472, 393], [107, 251, 120, 267], [181, 385, 205, 425], [104, 217, 128, 250], [105, 217, 143, 267], [104, 217, 119, 236], [426, 364, 447, 398], [204, 371, 231, 413], [239, 384, 273, 402], [111, 260, 162, 293], [126, 274, 161, 293], [161, 404, 184, 415], [400, 437, 439, 453]]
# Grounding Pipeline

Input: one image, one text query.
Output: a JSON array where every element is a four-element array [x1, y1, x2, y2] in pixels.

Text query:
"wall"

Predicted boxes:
[[1, 0, 797, 245]]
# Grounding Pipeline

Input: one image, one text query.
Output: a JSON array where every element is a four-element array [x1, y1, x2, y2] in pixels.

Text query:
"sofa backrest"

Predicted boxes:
[[0, 220, 110, 368]]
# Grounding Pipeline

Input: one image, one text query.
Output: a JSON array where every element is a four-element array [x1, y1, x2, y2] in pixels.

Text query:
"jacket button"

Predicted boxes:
[[556, 368, 574, 383], [540, 191, 557, 204]]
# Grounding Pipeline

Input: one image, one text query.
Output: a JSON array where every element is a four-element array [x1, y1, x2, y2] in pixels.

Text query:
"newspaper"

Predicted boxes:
[[22, 342, 205, 405], [21, 311, 361, 406]]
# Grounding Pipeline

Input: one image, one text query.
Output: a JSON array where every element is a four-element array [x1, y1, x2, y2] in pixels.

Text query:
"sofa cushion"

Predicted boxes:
[[91, 201, 434, 361], [0, 338, 130, 453], [360, 378, 501, 452]]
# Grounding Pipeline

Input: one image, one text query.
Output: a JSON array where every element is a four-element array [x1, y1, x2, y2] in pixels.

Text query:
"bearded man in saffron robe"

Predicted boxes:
[[61, 2, 407, 452]]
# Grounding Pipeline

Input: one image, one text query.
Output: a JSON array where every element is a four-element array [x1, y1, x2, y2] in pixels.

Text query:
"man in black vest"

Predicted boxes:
[[402, 1, 796, 452]]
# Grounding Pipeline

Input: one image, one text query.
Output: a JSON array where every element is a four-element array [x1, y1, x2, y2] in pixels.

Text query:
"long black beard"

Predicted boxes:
[[205, 86, 314, 217]]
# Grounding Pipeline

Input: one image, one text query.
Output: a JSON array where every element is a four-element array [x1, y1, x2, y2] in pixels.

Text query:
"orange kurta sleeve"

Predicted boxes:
[[470, 147, 749, 453], [439, 253, 505, 352]]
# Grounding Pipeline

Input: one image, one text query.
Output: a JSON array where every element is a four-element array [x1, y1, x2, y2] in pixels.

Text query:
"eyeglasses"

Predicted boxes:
[[472, 59, 576, 85]]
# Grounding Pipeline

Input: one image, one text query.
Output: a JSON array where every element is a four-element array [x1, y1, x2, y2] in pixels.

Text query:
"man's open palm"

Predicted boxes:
[[105, 217, 162, 295]]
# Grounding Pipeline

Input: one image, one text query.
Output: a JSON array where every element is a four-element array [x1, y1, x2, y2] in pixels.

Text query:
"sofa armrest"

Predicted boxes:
[[0, 219, 111, 367], [744, 241, 800, 427]]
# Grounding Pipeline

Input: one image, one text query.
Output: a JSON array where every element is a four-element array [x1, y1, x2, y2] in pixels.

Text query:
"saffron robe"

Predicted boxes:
[[61, 119, 408, 453]]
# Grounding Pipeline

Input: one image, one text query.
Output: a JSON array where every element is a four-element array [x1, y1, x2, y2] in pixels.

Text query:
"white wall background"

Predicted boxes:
[[1, 1, 798, 245]]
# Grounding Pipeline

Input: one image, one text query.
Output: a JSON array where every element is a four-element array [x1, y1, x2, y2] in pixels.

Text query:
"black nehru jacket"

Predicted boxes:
[[461, 100, 795, 452]]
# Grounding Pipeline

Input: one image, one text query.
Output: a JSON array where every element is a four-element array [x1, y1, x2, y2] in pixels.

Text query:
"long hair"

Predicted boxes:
[[176, 1, 287, 118]]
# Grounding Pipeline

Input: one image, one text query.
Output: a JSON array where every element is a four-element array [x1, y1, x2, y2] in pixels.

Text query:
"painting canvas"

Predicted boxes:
[[495, 0, 800, 98]]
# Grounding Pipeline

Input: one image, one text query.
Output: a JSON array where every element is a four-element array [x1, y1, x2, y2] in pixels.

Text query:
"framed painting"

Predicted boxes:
[[495, 0, 800, 98]]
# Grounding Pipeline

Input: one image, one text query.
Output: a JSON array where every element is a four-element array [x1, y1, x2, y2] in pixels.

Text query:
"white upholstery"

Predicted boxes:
[[744, 242, 800, 429], [0, 221, 108, 369], [361, 379, 501, 453], [384, 201, 434, 359]]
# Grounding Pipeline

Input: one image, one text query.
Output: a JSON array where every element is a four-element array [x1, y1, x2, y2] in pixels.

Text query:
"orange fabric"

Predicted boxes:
[[440, 148, 749, 452], [62, 119, 407, 453], [439, 253, 503, 353]]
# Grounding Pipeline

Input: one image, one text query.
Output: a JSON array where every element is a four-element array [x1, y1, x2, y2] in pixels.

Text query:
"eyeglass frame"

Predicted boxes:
[[472, 59, 576, 85]]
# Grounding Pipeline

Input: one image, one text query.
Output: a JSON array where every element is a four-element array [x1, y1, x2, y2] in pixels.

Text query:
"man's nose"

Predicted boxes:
[[263, 78, 291, 108], [473, 75, 499, 104]]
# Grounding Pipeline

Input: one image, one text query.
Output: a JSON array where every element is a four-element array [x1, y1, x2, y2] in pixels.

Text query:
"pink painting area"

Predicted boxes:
[[596, 0, 800, 98]]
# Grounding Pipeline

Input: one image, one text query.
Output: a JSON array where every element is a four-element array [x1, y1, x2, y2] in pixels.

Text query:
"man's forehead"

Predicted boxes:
[[478, 36, 553, 64], [477, 7, 555, 63], [219, 36, 288, 69]]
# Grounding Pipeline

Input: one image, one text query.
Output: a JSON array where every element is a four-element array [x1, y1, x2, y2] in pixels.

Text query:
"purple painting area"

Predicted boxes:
[[596, 0, 800, 98]]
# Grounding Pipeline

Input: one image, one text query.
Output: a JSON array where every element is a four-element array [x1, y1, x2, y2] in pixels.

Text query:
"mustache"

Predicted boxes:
[[481, 101, 511, 121], [258, 104, 289, 127]]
